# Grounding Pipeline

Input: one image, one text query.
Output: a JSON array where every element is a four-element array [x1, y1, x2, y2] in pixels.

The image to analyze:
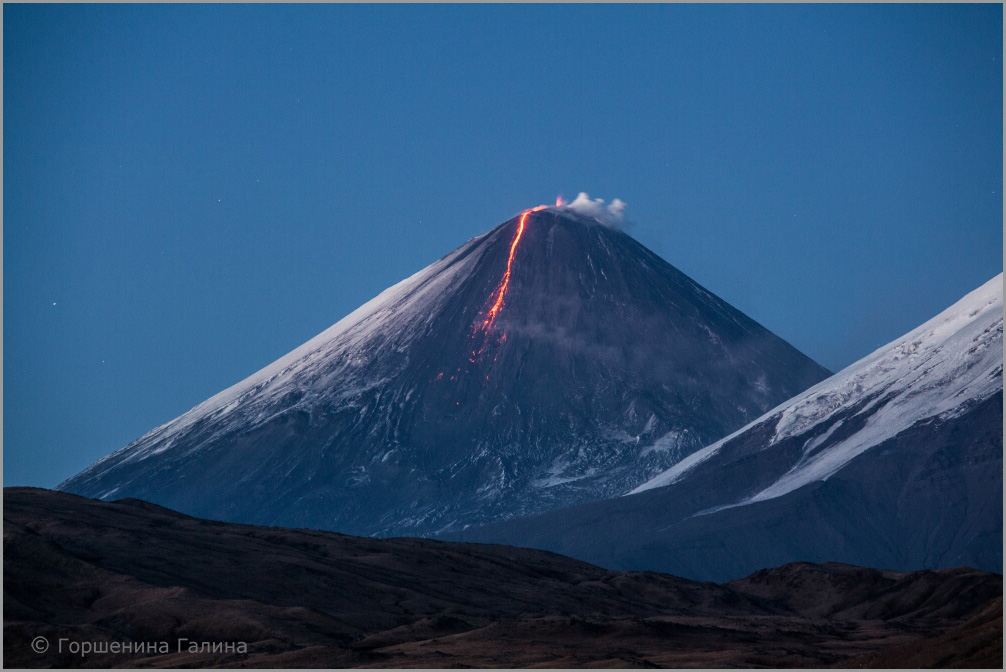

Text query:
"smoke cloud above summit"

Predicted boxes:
[[555, 193, 627, 228]]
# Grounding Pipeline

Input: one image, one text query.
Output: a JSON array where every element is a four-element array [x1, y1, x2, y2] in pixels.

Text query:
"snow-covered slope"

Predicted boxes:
[[448, 275, 1003, 581], [79, 235, 486, 477], [633, 273, 1003, 503], [59, 207, 829, 537]]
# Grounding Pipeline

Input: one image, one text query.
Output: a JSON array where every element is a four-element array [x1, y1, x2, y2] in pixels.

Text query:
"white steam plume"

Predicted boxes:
[[555, 192, 627, 228]]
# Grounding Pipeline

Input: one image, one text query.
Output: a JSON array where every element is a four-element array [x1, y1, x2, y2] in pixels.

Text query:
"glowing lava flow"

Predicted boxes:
[[479, 205, 547, 333], [438, 204, 552, 397]]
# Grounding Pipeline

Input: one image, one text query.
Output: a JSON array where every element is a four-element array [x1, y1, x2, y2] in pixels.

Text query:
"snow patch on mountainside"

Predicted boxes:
[[74, 237, 488, 474], [627, 422, 750, 493], [630, 274, 1003, 501]]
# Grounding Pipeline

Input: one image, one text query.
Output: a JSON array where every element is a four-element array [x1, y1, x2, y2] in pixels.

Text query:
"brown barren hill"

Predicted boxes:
[[4, 487, 1001, 668]]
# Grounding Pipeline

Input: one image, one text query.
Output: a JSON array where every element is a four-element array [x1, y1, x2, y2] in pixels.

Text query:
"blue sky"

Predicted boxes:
[[5, 4, 1002, 488]]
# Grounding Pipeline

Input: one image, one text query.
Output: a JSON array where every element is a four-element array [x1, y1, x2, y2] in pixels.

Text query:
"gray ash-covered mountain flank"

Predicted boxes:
[[450, 275, 1004, 581], [60, 206, 828, 536]]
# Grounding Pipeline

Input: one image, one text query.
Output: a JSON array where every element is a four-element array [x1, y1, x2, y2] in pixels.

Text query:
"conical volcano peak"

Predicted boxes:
[[59, 200, 829, 537], [473, 202, 628, 334]]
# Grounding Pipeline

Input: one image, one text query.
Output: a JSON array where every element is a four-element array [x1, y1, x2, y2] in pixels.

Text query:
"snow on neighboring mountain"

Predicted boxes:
[[632, 273, 1003, 503], [58, 206, 829, 537], [448, 275, 1003, 581]]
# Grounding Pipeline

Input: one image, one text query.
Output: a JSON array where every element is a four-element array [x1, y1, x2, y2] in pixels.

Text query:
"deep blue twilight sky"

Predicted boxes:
[[5, 4, 1002, 488]]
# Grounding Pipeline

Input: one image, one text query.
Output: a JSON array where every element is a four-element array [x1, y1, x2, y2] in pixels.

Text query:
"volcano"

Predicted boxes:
[[59, 205, 829, 536]]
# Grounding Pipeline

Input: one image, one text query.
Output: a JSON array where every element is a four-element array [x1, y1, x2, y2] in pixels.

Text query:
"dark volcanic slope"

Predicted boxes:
[[450, 391, 1003, 584], [5, 488, 1002, 668], [58, 208, 828, 537], [449, 278, 1003, 582]]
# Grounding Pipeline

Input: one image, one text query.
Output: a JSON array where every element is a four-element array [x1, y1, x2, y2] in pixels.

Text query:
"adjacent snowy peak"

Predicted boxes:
[[59, 207, 829, 537], [631, 273, 1003, 503], [448, 275, 1003, 581]]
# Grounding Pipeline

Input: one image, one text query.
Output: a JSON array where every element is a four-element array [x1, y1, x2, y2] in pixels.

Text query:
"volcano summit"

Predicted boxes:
[[60, 205, 829, 536]]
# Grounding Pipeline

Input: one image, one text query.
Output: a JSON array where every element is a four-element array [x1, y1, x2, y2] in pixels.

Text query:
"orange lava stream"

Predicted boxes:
[[481, 205, 547, 332]]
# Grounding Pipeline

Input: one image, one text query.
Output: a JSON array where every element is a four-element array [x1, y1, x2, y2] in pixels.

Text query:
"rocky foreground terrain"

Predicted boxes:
[[4, 487, 1002, 668]]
